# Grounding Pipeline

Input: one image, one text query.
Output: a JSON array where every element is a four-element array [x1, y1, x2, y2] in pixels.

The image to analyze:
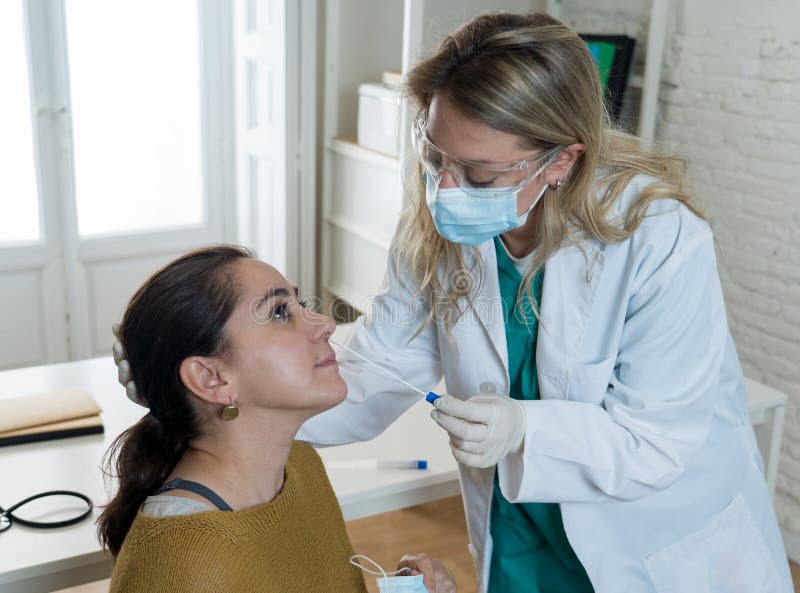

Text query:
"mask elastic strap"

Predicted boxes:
[[349, 554, 413, 578], [516, 153, 561, 226], [517, 182, 548, 218]]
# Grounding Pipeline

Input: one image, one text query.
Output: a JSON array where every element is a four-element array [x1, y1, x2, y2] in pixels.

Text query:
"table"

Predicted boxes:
[[0, 357, 786, 593]]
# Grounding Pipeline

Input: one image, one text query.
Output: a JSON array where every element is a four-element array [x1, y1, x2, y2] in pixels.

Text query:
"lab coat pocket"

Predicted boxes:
[[566, 355, 616, 405], [643, 493, 782, 593]]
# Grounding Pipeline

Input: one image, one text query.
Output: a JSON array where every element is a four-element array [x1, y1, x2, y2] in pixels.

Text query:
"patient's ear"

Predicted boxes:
[[179, 356, 232, 406]]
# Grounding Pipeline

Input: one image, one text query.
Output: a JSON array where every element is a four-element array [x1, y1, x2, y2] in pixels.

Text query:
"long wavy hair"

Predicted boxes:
[[398, 11, 703, 329], [97, 245, 253, 556]]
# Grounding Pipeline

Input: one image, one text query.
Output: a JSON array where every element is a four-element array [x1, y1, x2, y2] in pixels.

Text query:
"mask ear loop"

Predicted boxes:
[[349, 554, 414, 593]]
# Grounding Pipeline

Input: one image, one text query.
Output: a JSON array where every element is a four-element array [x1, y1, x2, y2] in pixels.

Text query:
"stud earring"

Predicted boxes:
[[549, 179, 563, 190], [221, 402, 239, 421]]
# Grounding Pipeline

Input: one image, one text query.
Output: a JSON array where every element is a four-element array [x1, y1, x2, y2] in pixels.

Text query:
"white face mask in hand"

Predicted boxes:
[[350, 554, 430, 593]]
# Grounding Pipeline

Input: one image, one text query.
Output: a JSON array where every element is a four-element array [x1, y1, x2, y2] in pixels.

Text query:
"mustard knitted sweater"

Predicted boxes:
[[109, 441, 368, 593]]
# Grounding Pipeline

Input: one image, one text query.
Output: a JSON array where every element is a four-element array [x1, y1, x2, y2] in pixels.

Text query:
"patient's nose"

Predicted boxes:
[[308, 310, 335, 342]]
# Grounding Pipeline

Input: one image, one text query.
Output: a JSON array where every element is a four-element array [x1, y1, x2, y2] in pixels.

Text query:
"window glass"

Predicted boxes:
[[65, 0, 204, 237], [0, 0, 41, 244]]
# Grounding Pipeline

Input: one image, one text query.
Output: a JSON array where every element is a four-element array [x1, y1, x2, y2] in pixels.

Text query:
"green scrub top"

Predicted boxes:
[[488, 236, 594, 593]]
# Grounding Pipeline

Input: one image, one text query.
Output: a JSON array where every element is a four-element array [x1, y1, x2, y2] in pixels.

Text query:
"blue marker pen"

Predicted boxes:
[[329, 338, 442, 405]]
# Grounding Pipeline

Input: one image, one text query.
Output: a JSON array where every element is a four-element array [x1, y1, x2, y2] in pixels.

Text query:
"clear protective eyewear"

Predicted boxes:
[[412, 111, 562, 190]]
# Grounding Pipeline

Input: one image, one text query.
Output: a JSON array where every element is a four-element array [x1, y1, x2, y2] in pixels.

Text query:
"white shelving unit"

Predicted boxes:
[[320, 0, 535, 311]]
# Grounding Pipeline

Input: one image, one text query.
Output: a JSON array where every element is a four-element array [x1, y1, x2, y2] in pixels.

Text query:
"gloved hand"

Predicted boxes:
[[430, 394, 526, 468], [112, 323, 145, 406]]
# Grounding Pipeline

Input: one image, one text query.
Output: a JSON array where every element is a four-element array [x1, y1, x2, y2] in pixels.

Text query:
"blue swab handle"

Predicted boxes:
[[426, 392, 441, 405]]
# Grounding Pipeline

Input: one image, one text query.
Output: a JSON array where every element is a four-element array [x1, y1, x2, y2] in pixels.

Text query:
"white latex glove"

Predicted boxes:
[[430, 394, 526, 468], [112, 323, 146, 407]]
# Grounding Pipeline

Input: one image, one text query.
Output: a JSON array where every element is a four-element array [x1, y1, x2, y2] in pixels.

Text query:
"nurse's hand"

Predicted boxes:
[[112, 323, 145, 406], [431, 394, 526, 468], [396, 553, 456, 593]]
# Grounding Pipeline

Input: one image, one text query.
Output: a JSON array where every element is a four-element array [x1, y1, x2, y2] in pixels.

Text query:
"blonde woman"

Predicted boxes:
[[302, 11, 792, 593], [116, 11, 792, 593]]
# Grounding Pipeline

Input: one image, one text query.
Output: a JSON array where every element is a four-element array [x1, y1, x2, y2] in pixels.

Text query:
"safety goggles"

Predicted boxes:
[[412, 111, 562, 190]]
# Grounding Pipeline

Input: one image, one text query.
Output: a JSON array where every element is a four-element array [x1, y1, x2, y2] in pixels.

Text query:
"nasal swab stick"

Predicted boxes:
[[326, 459, 428, 470], [329, 338, 441, 404]]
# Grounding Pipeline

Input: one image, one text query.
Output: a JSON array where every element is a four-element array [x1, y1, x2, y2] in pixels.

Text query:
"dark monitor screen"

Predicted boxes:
[[581, 34, 636, 122]]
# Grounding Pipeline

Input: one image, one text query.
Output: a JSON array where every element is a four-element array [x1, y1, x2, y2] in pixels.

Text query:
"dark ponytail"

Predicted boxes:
[[98, 245, 253, 556]]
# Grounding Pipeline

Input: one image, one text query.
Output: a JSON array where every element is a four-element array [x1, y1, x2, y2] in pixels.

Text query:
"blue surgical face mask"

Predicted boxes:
[[424, 162, 550, 246], [350, 554, 430, 593], [377, 575, 428, 593]]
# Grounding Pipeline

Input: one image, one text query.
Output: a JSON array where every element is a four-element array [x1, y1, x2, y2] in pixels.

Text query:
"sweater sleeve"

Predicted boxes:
[[110, 529, 239, 593]]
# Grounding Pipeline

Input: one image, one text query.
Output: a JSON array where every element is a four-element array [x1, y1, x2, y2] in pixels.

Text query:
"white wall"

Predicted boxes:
[[553, 0, 800, 553]]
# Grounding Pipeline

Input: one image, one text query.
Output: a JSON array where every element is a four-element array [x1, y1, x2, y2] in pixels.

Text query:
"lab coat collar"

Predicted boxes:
[[464, 236, 607, 398]]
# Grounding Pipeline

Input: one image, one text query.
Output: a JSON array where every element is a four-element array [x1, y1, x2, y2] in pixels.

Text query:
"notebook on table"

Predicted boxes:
[[0, 388, 104, 447]]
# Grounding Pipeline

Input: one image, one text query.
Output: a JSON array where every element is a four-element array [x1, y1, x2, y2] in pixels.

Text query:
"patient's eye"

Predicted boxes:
[[273, 301, 291, 323], [271, 297, 310, 324]]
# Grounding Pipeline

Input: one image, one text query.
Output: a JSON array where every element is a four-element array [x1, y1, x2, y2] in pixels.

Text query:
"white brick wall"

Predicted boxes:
[[555, 0, 800, 546]]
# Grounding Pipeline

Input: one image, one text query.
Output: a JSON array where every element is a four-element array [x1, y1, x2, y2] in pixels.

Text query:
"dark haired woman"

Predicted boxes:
[[100, 246, 456, 593]]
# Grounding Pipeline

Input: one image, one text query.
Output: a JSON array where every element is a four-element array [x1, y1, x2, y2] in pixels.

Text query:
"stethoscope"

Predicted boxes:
[[0, 490, 93, 533]]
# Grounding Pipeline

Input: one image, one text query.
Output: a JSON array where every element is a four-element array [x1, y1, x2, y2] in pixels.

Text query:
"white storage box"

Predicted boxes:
[[328, 138, 402, 244], [357, 83, 401, 157]]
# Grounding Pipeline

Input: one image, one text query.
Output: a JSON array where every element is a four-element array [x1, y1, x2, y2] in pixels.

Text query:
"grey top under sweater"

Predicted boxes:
[[142, 495, 213, 517]]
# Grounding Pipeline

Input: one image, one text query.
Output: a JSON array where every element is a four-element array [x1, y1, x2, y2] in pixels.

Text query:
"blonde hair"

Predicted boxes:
[[397, 11, 703, 331]]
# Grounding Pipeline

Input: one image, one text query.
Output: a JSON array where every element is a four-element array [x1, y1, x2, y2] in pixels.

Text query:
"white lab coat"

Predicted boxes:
[[299, 174, 793, 593]]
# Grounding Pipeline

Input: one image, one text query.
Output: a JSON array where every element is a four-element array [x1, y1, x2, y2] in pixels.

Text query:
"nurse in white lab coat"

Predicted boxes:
[[299, 11, 793, 593], [113, 11, 792, 593]]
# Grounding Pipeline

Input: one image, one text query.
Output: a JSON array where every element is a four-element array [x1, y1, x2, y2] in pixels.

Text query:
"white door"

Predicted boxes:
[[234, 0, 317, 296], [0, 0, 235, 369]]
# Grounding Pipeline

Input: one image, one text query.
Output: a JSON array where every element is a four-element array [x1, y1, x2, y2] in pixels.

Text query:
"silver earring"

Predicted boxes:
[[549, 179, 563, 190], [221, 402, 239, 421]]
